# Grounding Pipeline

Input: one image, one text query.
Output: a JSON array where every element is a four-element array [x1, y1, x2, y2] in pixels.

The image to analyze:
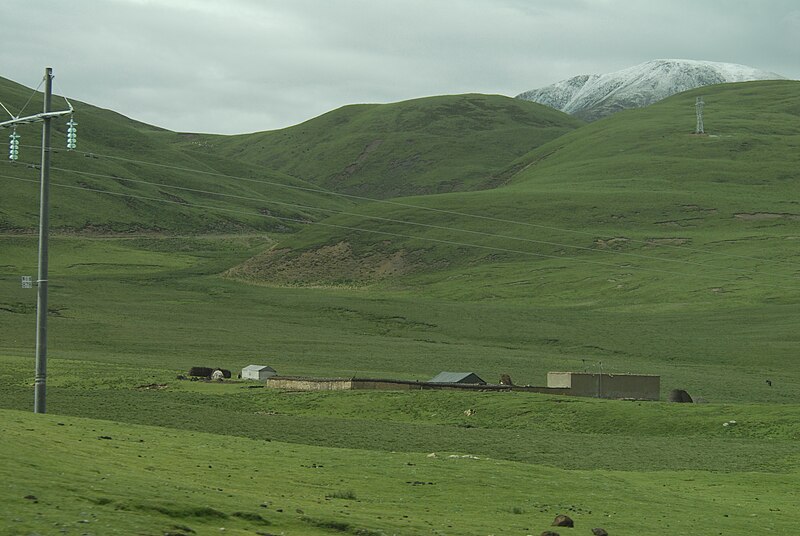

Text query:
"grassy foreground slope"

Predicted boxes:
[[2, 389, 799, 535], [189, 94, 584, 197]]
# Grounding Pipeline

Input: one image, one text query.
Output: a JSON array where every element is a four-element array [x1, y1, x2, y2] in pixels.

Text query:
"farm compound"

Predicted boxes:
[[265, 371, 661, 400]]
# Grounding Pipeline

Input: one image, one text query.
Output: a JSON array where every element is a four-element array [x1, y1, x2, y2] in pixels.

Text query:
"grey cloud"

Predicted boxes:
[[1, 0, 797, 134]]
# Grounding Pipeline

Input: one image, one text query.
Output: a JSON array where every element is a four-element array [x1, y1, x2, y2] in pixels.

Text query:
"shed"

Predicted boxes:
[[241, 365, 277, 381], [428, 372, 486, 385]]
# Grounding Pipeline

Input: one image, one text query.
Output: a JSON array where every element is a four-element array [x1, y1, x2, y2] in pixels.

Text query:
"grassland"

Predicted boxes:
[[1, 78, 799, 534], [3, 235, 798, 403], [1, 231, 798, 533], [4, 407, 798, 536]]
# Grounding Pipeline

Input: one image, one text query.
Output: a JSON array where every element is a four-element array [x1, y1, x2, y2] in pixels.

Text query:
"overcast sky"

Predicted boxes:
[[2, 0, 797, 134]]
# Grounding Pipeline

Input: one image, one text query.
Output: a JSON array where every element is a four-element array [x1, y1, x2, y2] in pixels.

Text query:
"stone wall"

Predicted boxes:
[[267, 377, 353, 391]]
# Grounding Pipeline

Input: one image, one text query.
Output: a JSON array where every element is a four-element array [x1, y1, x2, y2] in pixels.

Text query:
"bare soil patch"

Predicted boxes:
[[227, 241, 421, 286], [646, 238, 689, 246], [734, 212, 799, 221]]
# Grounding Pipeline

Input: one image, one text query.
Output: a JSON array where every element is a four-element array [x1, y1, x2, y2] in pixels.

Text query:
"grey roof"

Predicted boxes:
[[428, 372, 485, 384], [243, 365, 276, 372]]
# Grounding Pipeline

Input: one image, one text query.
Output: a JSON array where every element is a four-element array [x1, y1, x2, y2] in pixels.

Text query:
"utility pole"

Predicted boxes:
[[34, 68, 53, 413], [1, 67, 73, 413]]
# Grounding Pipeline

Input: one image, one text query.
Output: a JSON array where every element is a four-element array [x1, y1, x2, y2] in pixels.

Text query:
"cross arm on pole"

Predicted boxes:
[[0, 108, 73, 129]]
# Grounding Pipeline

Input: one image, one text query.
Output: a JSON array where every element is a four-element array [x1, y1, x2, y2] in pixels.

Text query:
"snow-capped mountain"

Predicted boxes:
[[516, 59, 785, 121]]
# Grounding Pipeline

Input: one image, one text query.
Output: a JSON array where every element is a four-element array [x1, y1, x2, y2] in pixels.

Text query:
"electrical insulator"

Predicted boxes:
[[66, 117, 77, 150], [8, 130, 19, 161]]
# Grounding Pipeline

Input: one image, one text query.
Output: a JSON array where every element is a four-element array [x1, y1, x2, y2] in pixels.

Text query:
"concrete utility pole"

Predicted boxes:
[[34, 67, 53, 413], [1, 69, 73, 413]]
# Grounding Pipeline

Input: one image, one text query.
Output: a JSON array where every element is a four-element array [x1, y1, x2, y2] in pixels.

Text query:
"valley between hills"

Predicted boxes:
[[1, 75, 799, 535]]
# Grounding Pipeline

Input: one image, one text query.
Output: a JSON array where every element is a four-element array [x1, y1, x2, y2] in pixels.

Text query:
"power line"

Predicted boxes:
[[22, 143, 798, 270], [16, 76, 46, 118], [19, 143, 345, 199], [3, 157, 798, 282], [0, 76, 46, 122], [1, 172, 796, 291], [28, 161, 799, 280], [0, 100, 13, 119]]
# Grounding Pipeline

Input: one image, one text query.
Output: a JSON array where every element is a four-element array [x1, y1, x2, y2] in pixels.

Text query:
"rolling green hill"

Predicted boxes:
[[508, 80, 800, 190], [221, 81, 800, 394], [185, 93, 584, 197], [0, 75, 347, 233], [1, 78, 581, 233], [230, 80, 800, 291]]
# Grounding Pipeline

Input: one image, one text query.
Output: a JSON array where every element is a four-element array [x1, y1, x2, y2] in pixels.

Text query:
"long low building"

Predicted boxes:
[[547, 371, 660, 400], [266, 376, 502, 392]]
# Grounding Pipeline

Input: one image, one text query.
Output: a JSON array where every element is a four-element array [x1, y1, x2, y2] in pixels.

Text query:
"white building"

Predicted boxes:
[[241, 365, 277, 381]]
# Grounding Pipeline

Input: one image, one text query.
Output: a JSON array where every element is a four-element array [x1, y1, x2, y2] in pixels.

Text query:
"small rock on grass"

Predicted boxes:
[[551, 514, 574, 527]]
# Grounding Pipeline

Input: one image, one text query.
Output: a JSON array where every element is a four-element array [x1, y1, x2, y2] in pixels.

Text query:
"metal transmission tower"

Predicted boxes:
[[695, 96, 705, 134], [0, 68, 74, 413]]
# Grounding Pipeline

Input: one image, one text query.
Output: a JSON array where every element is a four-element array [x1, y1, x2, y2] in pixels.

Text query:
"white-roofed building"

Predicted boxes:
[[241, 365, 277, 381]]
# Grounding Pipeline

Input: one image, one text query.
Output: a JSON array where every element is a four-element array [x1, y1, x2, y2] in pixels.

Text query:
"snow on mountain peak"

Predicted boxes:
[[517, 59, 785, 120]]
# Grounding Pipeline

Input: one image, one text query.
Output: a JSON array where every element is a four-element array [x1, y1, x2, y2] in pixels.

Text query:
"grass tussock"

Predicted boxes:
[[128, 502, 228, 519], [326, 489, 358, 500]]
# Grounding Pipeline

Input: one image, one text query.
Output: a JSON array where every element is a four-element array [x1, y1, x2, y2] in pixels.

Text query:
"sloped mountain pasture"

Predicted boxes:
[[243, 81, 800, 289], [188, 94, 584, 198], [1, 78, 799, 535], [0, 75, 349, 233], [0, 77, 581, 233]]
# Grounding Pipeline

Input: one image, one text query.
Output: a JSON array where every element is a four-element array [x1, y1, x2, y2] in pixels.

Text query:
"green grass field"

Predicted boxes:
[[5, 407, 797, 536], [2, 234, 799, 534], [2, 235, 798, 402], [2, 358, 799, 536], [1, 77, 799, 534]]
